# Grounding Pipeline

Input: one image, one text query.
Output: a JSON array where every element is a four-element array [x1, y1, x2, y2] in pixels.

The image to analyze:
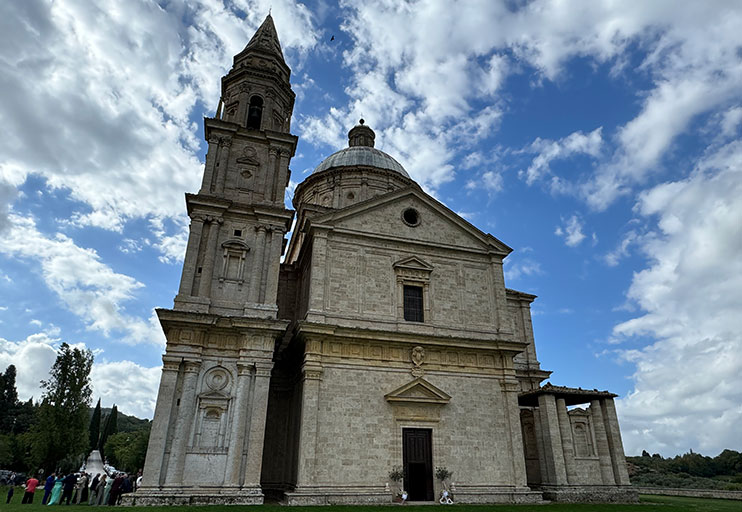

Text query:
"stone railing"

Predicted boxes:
[[635, 487, 742, 501]]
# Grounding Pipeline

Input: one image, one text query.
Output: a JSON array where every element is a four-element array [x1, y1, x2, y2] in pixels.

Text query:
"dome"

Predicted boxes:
[[311, 120, 410, 178], [312, 146, 409, 177]]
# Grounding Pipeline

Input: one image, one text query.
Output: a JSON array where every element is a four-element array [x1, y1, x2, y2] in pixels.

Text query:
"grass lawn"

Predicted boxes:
[[1, 490, 739, 512]]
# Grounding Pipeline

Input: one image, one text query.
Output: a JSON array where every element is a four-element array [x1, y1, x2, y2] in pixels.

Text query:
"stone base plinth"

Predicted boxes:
[[540, 485, 639, 503], [121, 486, 264, 506], [451, 485, 544, 504], [285, 485, 391, 505]]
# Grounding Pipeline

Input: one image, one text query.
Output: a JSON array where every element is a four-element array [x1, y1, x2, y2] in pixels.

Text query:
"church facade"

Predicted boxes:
[[132, 16, 636, 506]]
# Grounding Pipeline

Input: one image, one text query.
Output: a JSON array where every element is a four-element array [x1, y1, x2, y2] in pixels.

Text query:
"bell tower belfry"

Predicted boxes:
[[137, 15, 295, 505], [174, 13, 296, 317]]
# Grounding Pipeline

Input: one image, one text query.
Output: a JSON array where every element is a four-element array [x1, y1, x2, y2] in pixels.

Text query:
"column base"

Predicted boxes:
[[539, 485, 639, 503], [121, 486, 264, 506]]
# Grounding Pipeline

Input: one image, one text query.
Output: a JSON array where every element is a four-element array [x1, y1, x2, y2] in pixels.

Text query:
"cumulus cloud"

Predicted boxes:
[[0, 332, 59, 401], [91, 360, 161, 419], [555, 215, 587, 247], [521, 128, 603, 186], [0, 214, 165, 345], [614, 140, 742, 456]]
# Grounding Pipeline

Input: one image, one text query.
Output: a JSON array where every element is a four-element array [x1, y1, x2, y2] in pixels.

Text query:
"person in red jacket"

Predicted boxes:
[[22, 475, 39, 504]]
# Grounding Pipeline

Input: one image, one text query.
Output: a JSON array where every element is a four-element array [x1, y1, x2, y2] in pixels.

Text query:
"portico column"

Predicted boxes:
[[602, 398, 631, 485], [537, 393, 567, 485], [141, 356, 180, 487], [197, 217, 222, 298], [242, 360, 274, 488], [590, 399, 616, 485], [167, 360, 201, 485], [177, 216, 205, 297], [223, 362, 254, 486], [556, 398, 577, 484]]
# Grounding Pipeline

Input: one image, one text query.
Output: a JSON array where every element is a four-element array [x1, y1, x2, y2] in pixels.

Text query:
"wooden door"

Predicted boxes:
[[403, 428, 433, 501]]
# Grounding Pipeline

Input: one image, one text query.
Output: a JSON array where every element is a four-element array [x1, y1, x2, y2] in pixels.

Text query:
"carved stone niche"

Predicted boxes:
[[385, 377, 450, 422], [568, 408, 596, 458], [193, 366, 233, 452], [219, 239, 249, 284], [236, 146, 260, 191]]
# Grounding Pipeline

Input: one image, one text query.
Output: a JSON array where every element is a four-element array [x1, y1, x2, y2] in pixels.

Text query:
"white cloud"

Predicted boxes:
[[0, 0, 318, 259], [91, 360, 161, 419], [0, 213, 165, 345], [504, 258, 543, 282], [521, 128, 603, 186], [614, 140, 742, 456], [0, 332, 59, 402], [604, 230, 639, 267], [555, 215, 587, 247]]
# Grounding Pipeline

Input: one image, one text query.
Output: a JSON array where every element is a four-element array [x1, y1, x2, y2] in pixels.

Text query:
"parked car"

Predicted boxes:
[[0, 470, 27, 486]]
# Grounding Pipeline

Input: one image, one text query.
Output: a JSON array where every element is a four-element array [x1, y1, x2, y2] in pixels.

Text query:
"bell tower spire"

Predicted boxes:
[[173, 13, 297, 316]]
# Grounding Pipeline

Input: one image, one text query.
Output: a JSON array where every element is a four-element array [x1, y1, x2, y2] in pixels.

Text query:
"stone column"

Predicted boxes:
[[537, 393, 567, 485], [224, 362, 254, 486], [555, 398, 577, 484], [242, 360, 274, 488], [141, 356, 181, 487], [602, 398, 631, 485], [590, 399, 616, 485], [177, 216, 205, 297], [166, 360, 201, 485], [197, 217, 222, 299], [248, 226, 267, 304], [532, 405, 548, 485], [502, 379, 528, 487]]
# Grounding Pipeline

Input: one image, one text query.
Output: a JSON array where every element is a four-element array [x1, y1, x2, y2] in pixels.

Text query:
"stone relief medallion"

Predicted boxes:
[[411, 346, 425, 377], [205, 367, 231, 391]]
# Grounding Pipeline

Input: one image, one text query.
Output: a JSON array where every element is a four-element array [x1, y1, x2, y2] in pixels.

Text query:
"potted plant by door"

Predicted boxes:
[[388, 466, 405, 503], [435, 467, 453, 504]]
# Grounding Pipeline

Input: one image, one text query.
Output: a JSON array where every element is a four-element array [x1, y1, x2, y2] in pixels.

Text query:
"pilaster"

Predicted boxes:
[[197, 217, 223, 298], [242, 360, 275, 488], [224, 362, 254, 486], [166, 360, 202, 484], [177, 216, 205, 297], [248, 226, 268, 304], [141, 356, 181, 487]]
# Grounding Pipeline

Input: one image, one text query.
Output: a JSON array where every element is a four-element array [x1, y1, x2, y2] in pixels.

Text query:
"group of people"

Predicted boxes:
[[9, 470, 142, 506]]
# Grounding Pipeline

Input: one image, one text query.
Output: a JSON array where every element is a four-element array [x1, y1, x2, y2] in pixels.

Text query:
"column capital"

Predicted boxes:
[[162, 356, 181, 372], [183, 360, 202, 374]]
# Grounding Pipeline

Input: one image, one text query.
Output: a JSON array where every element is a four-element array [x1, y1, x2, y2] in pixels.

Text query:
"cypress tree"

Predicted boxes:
[[89, 398, 102, 452], [99, 404, 118, 459]]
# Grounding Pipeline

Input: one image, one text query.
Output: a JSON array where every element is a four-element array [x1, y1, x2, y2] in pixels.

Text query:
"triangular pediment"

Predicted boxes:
[[385, 377, 451, 405], [393, 256, 433, 273], [308, 186, 512, 256]]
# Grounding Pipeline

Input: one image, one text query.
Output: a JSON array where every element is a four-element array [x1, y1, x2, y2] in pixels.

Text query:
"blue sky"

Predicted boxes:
[[1, 0, 741, 458]]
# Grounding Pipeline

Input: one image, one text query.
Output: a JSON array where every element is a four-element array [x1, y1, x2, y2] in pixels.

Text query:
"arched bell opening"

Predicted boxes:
[[247, 95, 264, 130]]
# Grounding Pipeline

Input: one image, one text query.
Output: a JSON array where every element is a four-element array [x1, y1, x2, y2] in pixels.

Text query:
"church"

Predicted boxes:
[[132, 15, 636, 505]]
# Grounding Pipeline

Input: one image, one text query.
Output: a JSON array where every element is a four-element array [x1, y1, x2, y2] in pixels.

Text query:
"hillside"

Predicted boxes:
[[628, 450, 742, 491]]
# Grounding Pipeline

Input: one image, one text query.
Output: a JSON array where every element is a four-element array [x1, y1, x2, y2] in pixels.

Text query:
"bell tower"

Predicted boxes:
[[174, 13, 296, 317], [137, 15, 295, 505]]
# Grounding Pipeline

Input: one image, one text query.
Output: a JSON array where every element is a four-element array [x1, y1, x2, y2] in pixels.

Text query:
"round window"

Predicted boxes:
[[402, 208, 420, 226]]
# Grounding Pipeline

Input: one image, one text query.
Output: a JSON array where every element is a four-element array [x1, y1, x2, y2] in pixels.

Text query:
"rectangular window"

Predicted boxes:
[[403, 285, 424, 322]]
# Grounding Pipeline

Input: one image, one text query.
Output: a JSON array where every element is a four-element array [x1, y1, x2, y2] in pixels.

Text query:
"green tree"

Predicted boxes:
[[104, 426, 150, 473], [0, 365, 20, 433], [32, 342, 94, 472], [89, 398, 102, 452], [99, 404, 118, 459]]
